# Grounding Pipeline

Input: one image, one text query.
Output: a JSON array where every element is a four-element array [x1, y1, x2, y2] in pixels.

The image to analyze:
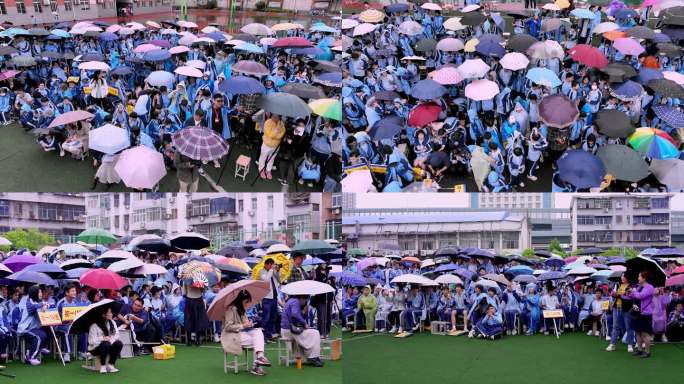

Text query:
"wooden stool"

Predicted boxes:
[[235, 155, 251, 181], [431, 321, 449, 335]]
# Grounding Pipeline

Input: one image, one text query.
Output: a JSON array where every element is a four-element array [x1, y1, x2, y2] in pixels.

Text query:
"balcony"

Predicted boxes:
[[286, 193, 310, 206]]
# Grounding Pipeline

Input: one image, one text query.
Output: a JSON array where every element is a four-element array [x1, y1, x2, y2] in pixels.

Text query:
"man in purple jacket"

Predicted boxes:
[[280, 296, 324, 367]]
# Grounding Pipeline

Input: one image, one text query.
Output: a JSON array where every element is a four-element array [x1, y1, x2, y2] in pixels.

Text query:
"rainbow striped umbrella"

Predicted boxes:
[[628, 127, 679, 159], [308, 98, 342, 121], [214, 256, 251, 275]]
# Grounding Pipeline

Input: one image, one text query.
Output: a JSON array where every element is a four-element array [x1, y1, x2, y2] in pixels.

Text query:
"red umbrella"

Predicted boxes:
[[568, 44, 609, 68], [408, 102, 442, 127], [80, 268, 128, 290], [272, 37, 312, 48], [401, 256, 421, 264]]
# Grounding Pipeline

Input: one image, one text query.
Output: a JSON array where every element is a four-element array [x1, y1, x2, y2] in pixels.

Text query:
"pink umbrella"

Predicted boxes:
[[272, 37, 312, 48], [132, 263, 168, 275], [174, 65, 204, 78], [457, 58, 490, 79], [47, 110, 94, 128], [436, 37, 464, 52], [169, 45, 189, 55], [353, 23, 376, 37], [432, 67, 464, 85], [613, 38, 644, 56], [179, 34, 198, 46], [106, 24, 122, 33], [465, 79, 500, 101], [666, 274, 684, 287], [78, 61, 110, 71], [663, 71, 684, 85], [0, 70, 21, 81], [114, 146, 167, 190], [207, 280, 270, 321], [133, 43, 159, 53], [357, 258, 377, 271], [500, 52, 530, 71], [341, 169, 374, 192]]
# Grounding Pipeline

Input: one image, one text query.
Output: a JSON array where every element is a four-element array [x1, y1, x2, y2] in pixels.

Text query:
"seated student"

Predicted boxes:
[[501, 283, 523, 335], [388, 284, 406, 333], [61, 123, 89, 160], [401, 285, 425, 334], [56, 284, 85, 363], [374, 287, 392, 332], [119, 298, 154, 354], [341, 287, 359, 331], [469, 305, 504, 340], [88, 306, 123, 374], [450, 284, 469, 333], [665, 301, 684, 342], [18, 286, 49, 365], [467, 285, 487, 330], [221, 290, 271, 376], [585, 289, 605, 337], [37, 132, 60, 152], [298, 156, 321, 188], [355, 286, 377, 331], [523, 285, 541, 336], [541, 285, 562, 335], [280, 295, 324, 367], [437, 286, 455, 326], [0, 299, 11, 360]]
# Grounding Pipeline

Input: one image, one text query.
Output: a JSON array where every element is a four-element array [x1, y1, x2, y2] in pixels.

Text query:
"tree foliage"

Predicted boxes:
[[0, 229, 55, 252]]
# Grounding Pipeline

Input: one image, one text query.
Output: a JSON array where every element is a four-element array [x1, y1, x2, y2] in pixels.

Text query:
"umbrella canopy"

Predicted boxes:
[[557, 150, 606, 188], [628, 127, 679, 159], [178, 260, 221, 288], [457, 58, 490, 79], [626, 25, 656, 40], [308, 98, 342, 121], [302, 257, 326, 266], [3, 254, 42, 272], [107, 257, 145, 273], [143, 49, 171, 62], [476, 40, 505, 57], [626, 256, 666, 286], [0, 236, 11, 246], [594, 110, 635, 137], [47, 110, 94, 129], [434, 274, 464, 285], [410, 79, 447, 100], [214, 257, 251, 274], [257, 93, 311, 118], [647, 78, 684, 99], [80, 268, 128, 290], [539, 95, 579, 127], [505, 265, 534, 276], [460, 12, 486, 26], [500, 52, 529, 71], [408, 102, 442, 127], [114, 146, 167, 189], [59, 258, 93, 270], [398, 20, 423, 36], [272, 37, 312, 48], [88, 124, 130, 154], [526, 40, 564, 60], [281, 83, 326, 99], [352, 23, 376, 37], [613, 38, 645, 56], [483, 273, 510, 285], [465, 79, 499, 101], [526, 67, 562, 87], [653, 247, 684, 258], [507, 34, 537, 52], [431, 67, 464, 85], [537, 271, 568, 281], [568, 44, 609, 68], [291, 240, 336, 255], [240, 23, 272, 36], [76, 228, 116, 245], [172, 126, 229, 161], [597, 144, 649, 182], [78, 61, 110, 71], [68, 299, 122, 334], [610, 80, 645, 102], [169, 232, 210, 250], [331, 271, 366, 286], [217, 245, 250, 259], [436, 37, 464, 52], [7, 270, 57, 285], [219, 75, 265, 95], [358, 9, 386, 23], [391, 273, 438, 286], [281, 280, 335, 296], [567, 266, 598, 276], [145, 71, 175, 87], [649, 158, 684, 190], [666, 274, 684, 287], [174, 65, 204, 78], [341, 169, 374, 193]]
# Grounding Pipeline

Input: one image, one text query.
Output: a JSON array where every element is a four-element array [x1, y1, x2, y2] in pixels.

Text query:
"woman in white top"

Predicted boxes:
[[87, 307, 123, 374]]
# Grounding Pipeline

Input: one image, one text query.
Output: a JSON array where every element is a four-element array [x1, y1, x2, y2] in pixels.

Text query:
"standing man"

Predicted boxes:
[[288, 253, 307, 283], [259, 258, 280, 342]]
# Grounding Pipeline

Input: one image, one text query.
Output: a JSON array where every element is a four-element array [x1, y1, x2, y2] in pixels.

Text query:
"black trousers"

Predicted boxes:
[[525, 0, 536, 8], [91, 340, 123, 365]]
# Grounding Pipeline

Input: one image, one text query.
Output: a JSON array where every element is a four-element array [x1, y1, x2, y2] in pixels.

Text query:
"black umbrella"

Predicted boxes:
[[373, 90, 400, 101], [84, 30, 101, 38], [507, 10, 532, 19], [169, 232, 210, 250], [661, 6, 684, 27], [597, 144, 650, 182], [602, 63, 638, 79], [161, 20, 179, 27], [434, 246, 461, 257], [81, 52, 104, 61], [577, 247, 603, 255], [0, 46, 18, 55], [461, 12, 486, 26], [232, 33, 257, 43], [310, 60, 341, 73], [281, 83, 326, 99], [368, 115, 403, 141], [135, 238, 172, 253], [415, 38, 437, 52], [68, 299, 123, 335], [626, 25, 656, 40], [217, 245, 249, 259], [648, 78, 684, 99], [595, 109, 634, 138], [28, 28, 51, 37], [534, 250, 553, 258], [657, 42, 681, 56], [626, 256, 666, 286], [600, 67, 628, 83], [507, 34, 537, 52]]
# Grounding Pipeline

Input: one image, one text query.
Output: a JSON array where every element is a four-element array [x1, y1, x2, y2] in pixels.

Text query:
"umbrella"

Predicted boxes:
[[76, 228, 116, 245], [111, 66, 133, 76], [545, 258, 566, 269], [649, 158, 684, 190], [169, 232, 210, 250], [597, 144, 649, 182], [657, 43, 681, 56], [265, 244, 291, 254], [537, 271, 567, 281], [500, 52, 529, 71], [68, 299, 122, 335], [666, 274, 684, 287], [398, 20, 423, 36], [174, 65, 204, 78], [145, 71, 175, 87], [107, 257, 145, 273], [431, 67, 464, 85], [219, 75, 265, 95], [186, 60, 207, 70], [457, 58, 490, 79], [603, 30, 627, 41], [331, 271, 367, 286], [411, 79, 448, 100], [88, 124, 130, 155], [610, 81, 645, 101], [217, 245, 249, 259], [80, 268, 128, 290], [341, 18, 359, 30], [272, 37, 312, 49], [0, 69, 20, 81], [594, 110, 634, 137], [434, 274, 464, 285], [434, 263, 460, 273], [568, 44, 609, 68], [385, 3, 409, 13], [59, 259, 93, 270], [7, 270, 57, 285], [214, 257, 251, 274], [0, 264, 12, 278], [628, 127, 679, 159], [47, 110, 94, 129], [505, 265, 534, 276], [315, 72, 342, 88], [309, 98, 342, 121], [461, 12, 486, 26], [114, 146, 167, 189], [526, 40, 564, 60], [613, 38, 645, 56], [507, 34, 537, 52], [302, 257, 326, 267], [352, 23, 376, 37], [172, 126, 229, 161], [341, 169, 374, 193], [169, 45, 189, 54], [567, 266, 598, 276], [638, 68, 664, 85], [664, 71, 684, 85], [178, 260, 221, 288], [358, 9, 385, 23], [513, 275, 537, 284], [625, 256, 666, 286], [143, 49, 171, 62], [80, 52, 105, 61], [483, 273, 510, 285], [356, 258, 377, 272], [648, 79, 684, 99], [133, 43, 159, 53], [473, 279, 500, 291], [241, 23, 272, 36], [292, 240, 336, 255], [539, 95, 579, 127], [408, 102, 442, 127], [571, 8, 596, 19], [436, 37, 464, 52], [77, 61, 111, 72], [653, 248, 684, 258], [465, 79, 499, 101], [3, 254, 42, 272], [281, 83, 326, 99], [557, 150, 606, 188], [391, 274, 437, 286], [626, 26, 656, 40], [373, 90, 401, 101], [281, 280, 335, 296], [476, 40, 505, 57], [368, 115, 403, 141], [415, 38, 438, 52], [526, 67, 562, 87], [443, 17, 467, 31], [257, 93, 311, 118]]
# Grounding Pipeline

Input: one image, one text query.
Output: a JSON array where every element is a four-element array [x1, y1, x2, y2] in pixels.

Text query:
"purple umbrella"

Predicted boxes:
[[3, 254, 43, 272], [410, 79, 447, 100], [203, 32, 227, 42], [291, 47, 325, 56], [638, 68, 663, 84], [111, 66, 133, 76], [539, 95, 580, 128], [81, 52, 104, 61], [330, 271, 367, 286], [544, 258, 565, 269], [149, 39, 172, 48], [232, 60, 269, 77], [434, 263, 460, 273], [172, 126, 229, 161], [7, 270, 57, 286], [537, 271, 567, 281], [356, 258, 377, 271], [467, 248, 496, 259], [557, 150, 606, 188], [653, 33, 671, 43], [315, 72, 342, 87], [653, 247, 684, 258], [368, 115, 403, 141], [143, 49, 171, 62], [611, 80, 644, 100], [218, 75, 265, 95], [99, 32, 118, 41], [476, 40, 505, 57], [652, 105, 684, 129], [23, 263, 66, 278]]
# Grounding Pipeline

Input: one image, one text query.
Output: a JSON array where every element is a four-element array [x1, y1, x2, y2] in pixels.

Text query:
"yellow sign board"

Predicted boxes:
[[38, 310, 63, 326], [543, 310, 564, 319], [61, 306, 87, 322], [453, 184, 465, 193], [601, 301, 610, 311]]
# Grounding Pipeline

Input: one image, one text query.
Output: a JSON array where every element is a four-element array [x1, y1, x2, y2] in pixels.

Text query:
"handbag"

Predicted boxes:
[[290, 322, 304, 335]]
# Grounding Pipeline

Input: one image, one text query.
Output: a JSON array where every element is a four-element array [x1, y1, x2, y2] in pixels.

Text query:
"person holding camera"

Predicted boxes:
[[174, 152, 200, 192], [258, 258, 281, 341]]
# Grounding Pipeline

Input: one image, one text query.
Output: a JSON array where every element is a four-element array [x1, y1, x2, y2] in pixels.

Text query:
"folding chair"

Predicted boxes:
[[277, 334, 301, 367], [224, 345, 254, 374]]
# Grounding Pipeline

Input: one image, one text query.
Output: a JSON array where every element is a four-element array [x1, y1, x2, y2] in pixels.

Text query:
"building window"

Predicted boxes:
[[132, 209, 145, 224], [399, 237, 414, 252], [251, 198, 257, 211], [81, 0, 90, 10], [251, 224, 258, 238], [238, 200, 243, 212], [0, 1, 6, 15], [0, 200, 9, 217], [481, 232, 496, 249], [288, 214, 311, 232], [190, 199, 209, 217], [312, 204, 319, 211], [267, 223, 273, 237], [332, 194, 342, 208], [651, 198, 669, 209], [419, 237, 435, 251], [594, 216, 611, 225], [33, 1, 42, 13], [64, 0, 73, 11], [459, 232, 479, 248], [267, 195, 273, 209], [49, 0, 58, 12], [146, 207, 162, 222], [577, 215, 594, 225], [16, 0, 26, 13], [38, 204, 58, 221], [114, 216, 120, 228], [502, 232, 519, 249]]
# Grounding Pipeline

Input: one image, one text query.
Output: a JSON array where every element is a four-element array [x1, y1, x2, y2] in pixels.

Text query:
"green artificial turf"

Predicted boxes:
[[343, 332, 683, 384], [2, 341, 341, 384]]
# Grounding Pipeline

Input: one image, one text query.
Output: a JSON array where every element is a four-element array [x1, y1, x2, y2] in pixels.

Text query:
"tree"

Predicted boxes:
[[548, 239, 566, 257], [522, 248, 535, 258], [0, 229, 55, 252]]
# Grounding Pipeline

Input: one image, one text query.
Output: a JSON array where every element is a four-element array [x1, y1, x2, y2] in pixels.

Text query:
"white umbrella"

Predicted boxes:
[[532, 269, 547, 276], [373, 257, 390, 266], [88, 124, 130, 154], [250, 248, 266, 258], [266, 244, 291, 254], [421, 259, 436, 269], [281, 280, 335, 296], [186, 59, 207, 70], [435, 274, 464, 285], [567, 266, 598, 276], [391, 273, 437, 286], [146, 71, 175, 87], [96, 250, 136, 263], [132, 263, 168, 275], [59, 258, 93, 270], [78, 61, 110, 71], [108, 257, 145, 273], [0, 236, 11, 246], [474, 279, 501, 291]]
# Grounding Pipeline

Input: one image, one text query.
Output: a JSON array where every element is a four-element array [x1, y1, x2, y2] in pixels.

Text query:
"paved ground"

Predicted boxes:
[[0, 123, 321, 192]]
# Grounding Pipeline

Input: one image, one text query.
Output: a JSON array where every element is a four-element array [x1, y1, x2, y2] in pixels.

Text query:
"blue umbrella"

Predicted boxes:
[[7, 270, 57, 286], [385, 3, 409, 12], [537, 271, 567, 281], [607, 257, 626, 265], [23, 263, 66, 278], [526, 67, 562, 87], [653, 33, 671, 43], [143, 49, 171, 62], [234, 43, 264, 54], [317, 248, 344, 262], [638, 68, 663, 84], [652, 105, 684, 129], [50, 29, 71, 38], [476, 40, 506, 57], [614, 8, 637, 19], [368, 115, 403, 141], [505, 265, 534, 276], [467, 248, 496, 259], [513, 274, 537, 284], [111, 66, 134, 76], [66, 267, 91, 279], [219, 75, 265, 95], [243, 257, 261, 265], [434, 263, 460, 273], [99, 32, 118, 41], [303, 257, 326, 266], [654, 247, 684, 258], [611, 80, 644, 100], [204, 32, 226, 42], [544, 258, 565, 269], [557, 150, 606, 189], [330, 271, 367, 286], [410, 79, 447, 100], [366, 277, 383, 285], [316, 72, 342, 87], [479, 33, 504, 44], [454, 268, 476, 280], [310, 24, 337, 33], [290, 47, 325, 56], [571, 8, 596, 19]]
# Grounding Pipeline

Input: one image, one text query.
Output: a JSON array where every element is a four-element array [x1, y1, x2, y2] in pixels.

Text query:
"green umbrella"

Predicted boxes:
[[347, 248, 367, 257], [291, 240, 336, 255], [77, 228, 117, 245]]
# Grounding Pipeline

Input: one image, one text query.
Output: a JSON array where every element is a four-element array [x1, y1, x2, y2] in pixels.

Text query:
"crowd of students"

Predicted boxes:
[[343, 250, 684, 359], [341, 2, 684, 192]]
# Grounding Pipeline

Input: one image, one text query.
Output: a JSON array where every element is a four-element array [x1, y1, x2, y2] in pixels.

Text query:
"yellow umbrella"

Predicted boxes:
[[464, 38, 480, 53], [271, 23, 304, 32], [555, 0, 570, 9], [251, 253, 292, 283], [359, 9, 386, 23]]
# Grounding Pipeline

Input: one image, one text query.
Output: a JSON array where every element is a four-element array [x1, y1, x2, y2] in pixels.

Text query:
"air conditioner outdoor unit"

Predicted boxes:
[[248, 211, 255, 217], [333, 208, 341, 214], [604, 208, 609, 213], [165, 214, 172, 220], [218, 209, 226, 215], [169, 198, 175, 204]]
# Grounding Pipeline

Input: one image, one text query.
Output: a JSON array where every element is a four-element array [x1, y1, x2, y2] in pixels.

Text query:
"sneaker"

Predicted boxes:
[[640, 352, 651, 359], [605, 335, 611, 341], [489, 335, 495, 340], [389, 327, 397, 333], [506, 330, 511, 336], [519, 182, 525, 188], [198, 168, 205, 175], [28, 358, 41, 366], [632, 349, 644, 357], [587, 330, 593, 336], [250, 366, 266, 376], [544, 331, 549, 335], [527, 175, 538, 181], [106, 364, 119, 373], [307, 358, 324, 367], [63, 353, 71, 363], [606, 344, 616, 352], [99, 366, 107, 374], [213, 334, 220, 343], [512, 330, 517, 335], [298, 179, 304, 185], [468, 330, 475, 338], [307, 182, 313, 188], [78, 352, 88, 360], [213, 161, 220, 168], [260, 170, 267, 179], [627, 345, 634, 353], [266, 171, 273, 180], [397, 328, 404, 334], [594, 331, 600, 337], [662, 335, 668, 343], [255, 356, 271, 367], [40, 348, 50, 355]]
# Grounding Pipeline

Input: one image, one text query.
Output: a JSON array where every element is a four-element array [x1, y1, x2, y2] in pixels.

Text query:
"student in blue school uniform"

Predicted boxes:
[[524, 285, 541, 336], [502, 283, 523, 335], [55, 283, 87, 363], [541, 285, 562, 335], [17, 286, 49, 365], [470, 304, 504, 340], [401, 285, 425, 335], [437, 286, 455, 325], [0, 87, 12, 125], [467, 284, 488, 329]]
